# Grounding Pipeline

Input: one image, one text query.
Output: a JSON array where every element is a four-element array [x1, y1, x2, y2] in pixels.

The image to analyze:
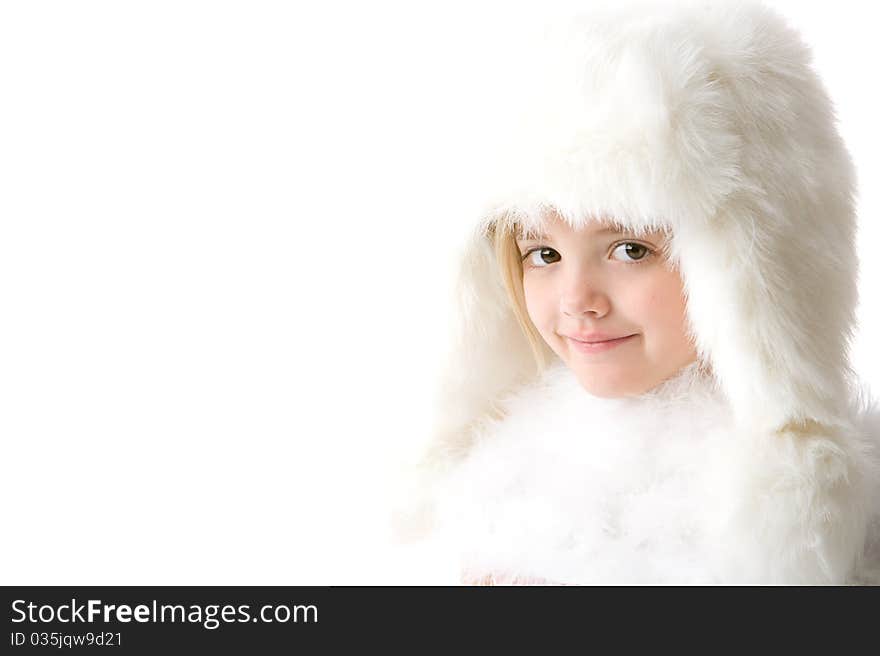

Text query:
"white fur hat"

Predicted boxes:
[[402, 0, 861, 537]]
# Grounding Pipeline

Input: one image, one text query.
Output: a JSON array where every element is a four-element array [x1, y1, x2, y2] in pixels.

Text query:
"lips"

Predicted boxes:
[[564, 333, 638, 354], [565, 333, 636, 344]]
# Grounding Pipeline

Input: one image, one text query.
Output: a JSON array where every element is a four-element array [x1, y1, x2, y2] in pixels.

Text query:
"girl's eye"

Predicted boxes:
[[524, 247, 561, 267], [610, 242, 651, 262]]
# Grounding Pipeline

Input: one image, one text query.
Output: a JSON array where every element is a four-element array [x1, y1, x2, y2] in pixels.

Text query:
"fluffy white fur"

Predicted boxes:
[[462, 0, 860, 434], [395, 0, 880, 584], [432, 363, 880, 584]]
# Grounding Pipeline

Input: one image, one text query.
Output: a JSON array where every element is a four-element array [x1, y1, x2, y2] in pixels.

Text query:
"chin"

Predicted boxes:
[[581, 385, 641, 399], [571, 369, 644, 399]]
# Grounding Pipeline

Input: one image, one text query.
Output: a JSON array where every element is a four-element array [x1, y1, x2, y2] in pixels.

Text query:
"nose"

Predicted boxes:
[[559, 270, 610, 318]]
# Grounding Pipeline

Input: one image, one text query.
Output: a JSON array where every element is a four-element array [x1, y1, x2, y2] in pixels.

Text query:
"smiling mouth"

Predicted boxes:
[[564, 334, 637, 353], [564, 332, 637, 343]]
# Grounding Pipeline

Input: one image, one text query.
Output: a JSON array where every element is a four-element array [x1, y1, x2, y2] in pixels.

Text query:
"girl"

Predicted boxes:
[[398, 0, 880, 584]]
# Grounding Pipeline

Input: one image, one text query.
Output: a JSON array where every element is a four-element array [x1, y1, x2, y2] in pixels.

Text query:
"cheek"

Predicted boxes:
[[523, 277, 555, 331], [637, 273, 690, 342]]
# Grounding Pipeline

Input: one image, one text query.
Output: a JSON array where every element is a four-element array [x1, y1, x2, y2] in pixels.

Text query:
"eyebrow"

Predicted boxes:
[[517, 226, 628, 241]]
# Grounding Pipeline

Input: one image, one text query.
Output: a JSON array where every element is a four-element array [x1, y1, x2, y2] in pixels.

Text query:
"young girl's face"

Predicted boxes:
[[516, 214, 697, 398]]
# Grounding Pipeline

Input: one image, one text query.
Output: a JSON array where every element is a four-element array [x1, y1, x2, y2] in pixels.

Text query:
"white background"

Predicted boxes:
[[0, 0, 876, 584]]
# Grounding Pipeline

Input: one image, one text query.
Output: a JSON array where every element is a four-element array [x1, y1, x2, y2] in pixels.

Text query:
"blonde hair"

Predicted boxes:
[[490, 221, 552, 371]]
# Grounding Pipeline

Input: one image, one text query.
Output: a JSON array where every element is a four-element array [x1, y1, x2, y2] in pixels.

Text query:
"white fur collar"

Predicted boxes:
[[431, 362, 880, 584]]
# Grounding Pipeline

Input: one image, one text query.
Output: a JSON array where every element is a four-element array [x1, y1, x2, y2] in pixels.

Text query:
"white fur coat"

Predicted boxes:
[[430, 361, 880, 585]]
